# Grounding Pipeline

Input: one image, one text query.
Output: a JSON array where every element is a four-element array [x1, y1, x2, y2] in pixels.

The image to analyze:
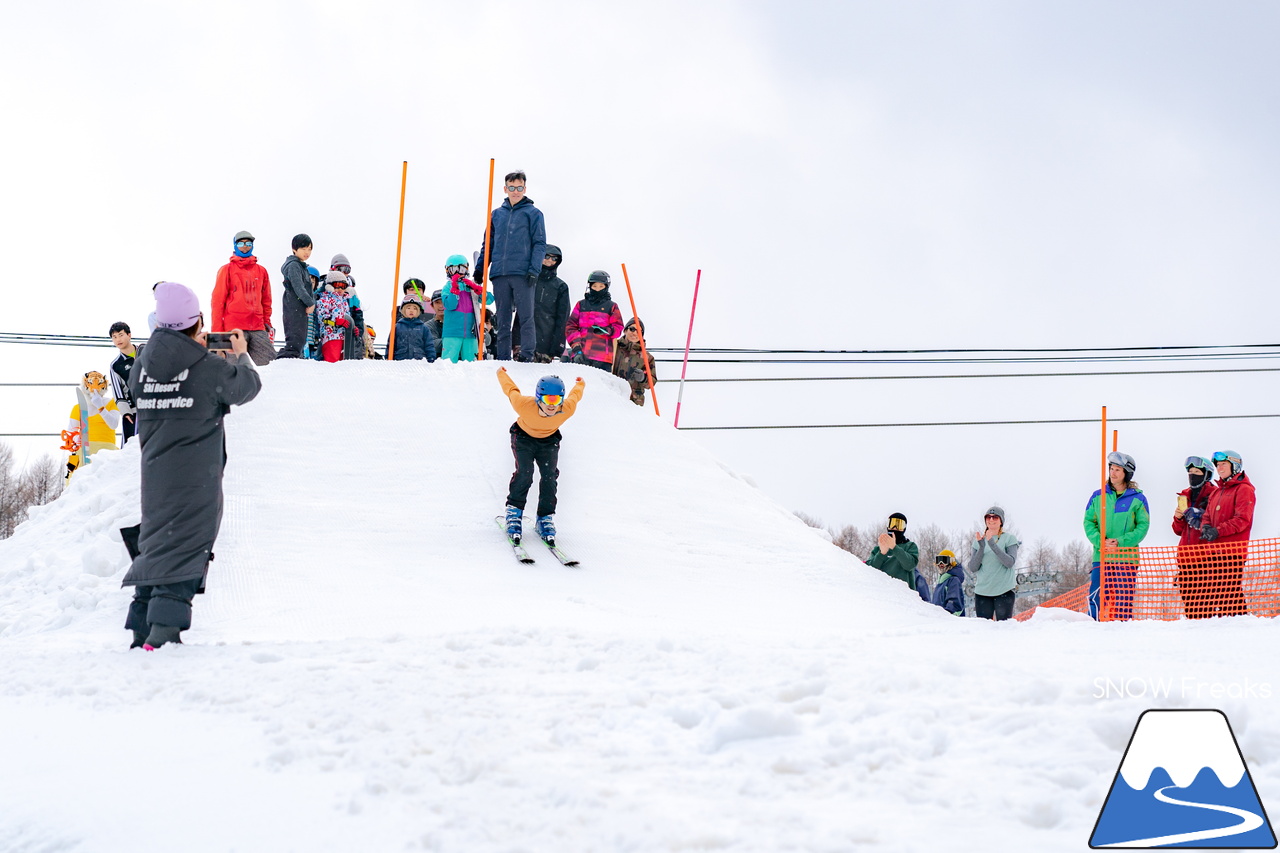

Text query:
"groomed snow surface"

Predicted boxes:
[[1, 360, 1276, 852]]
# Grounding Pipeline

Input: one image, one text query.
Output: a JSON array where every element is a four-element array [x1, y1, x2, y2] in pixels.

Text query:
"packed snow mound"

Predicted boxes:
[[0, 360, 940, 643]]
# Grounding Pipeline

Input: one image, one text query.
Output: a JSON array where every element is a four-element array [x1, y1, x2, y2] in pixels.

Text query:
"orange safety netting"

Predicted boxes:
[[1014, 584, 1089, 621], [1015, 537, 1280, 622]]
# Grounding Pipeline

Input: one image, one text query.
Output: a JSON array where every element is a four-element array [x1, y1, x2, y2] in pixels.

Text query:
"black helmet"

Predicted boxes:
[[587, 270, 611, 286]]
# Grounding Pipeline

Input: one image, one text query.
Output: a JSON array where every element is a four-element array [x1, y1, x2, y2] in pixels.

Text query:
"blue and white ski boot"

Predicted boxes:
[[535, 515, 556, 544], [505, 505, 523, 542]]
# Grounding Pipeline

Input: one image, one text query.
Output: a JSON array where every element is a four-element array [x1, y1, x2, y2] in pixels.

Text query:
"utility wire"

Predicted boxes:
[[654, 352, 1280, 366], [655, 367, 1280, 383], [676, 413, 1280, 431], [647, 343, 1280, 354]]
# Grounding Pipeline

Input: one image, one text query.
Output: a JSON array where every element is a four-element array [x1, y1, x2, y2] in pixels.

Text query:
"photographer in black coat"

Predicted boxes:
[[121, 282, 262, 650]]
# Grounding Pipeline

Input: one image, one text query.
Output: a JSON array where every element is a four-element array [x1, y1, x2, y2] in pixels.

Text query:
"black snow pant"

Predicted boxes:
[[975, 590, 1015, 621], [506, 423, 561, 518], [125, 577, 203, 631], [492, 275, 536, 361], [278, 291, 310, 359], [122, 412, 137, 444]]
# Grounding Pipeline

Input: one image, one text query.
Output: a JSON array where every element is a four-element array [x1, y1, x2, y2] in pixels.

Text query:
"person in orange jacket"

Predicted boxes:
[[212, 230, 275, 365], [497, 369, 585, 544]]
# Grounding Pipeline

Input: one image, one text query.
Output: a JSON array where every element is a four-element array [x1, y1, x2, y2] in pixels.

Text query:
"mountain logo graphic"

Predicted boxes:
[[1091, 709, 1276, 848]]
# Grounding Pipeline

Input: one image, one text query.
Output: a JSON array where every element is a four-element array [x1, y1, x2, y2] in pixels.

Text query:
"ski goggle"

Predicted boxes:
[[539, 394, 563, 407], [446, 265, 469, 276], [886, 516, 906, 533], [1212, 451, 1239, 463], [1185, 456, 1212, 471], [235, 240, 253, 248], [935, 555, 952, 566], [332, 265, 352, 274]]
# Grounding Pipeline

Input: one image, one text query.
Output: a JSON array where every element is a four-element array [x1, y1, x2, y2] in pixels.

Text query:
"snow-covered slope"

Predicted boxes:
[[0, 361, 1277, 853]]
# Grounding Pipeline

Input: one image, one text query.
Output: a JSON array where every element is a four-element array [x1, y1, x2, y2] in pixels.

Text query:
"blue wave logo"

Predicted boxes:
[[1091, 710, 1276, 848]]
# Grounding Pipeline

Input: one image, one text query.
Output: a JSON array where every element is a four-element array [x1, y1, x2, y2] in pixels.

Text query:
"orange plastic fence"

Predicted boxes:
[[1014, 583, 1089, 621], [1016, 536, 1280, 622]]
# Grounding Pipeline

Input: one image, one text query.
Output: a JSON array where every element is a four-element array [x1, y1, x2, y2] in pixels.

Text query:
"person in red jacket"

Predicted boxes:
[[1172, 455, 1219, 618], [212, 230, 275, 365], [1197, 450, 1256, 618]]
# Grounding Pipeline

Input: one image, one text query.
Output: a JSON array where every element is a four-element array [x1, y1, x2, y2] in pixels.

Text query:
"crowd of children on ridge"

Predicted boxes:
[[59, 170, 1259, 631]]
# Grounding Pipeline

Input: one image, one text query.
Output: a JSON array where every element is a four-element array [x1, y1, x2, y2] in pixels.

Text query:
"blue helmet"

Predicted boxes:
[[535, 375, 566, 400]]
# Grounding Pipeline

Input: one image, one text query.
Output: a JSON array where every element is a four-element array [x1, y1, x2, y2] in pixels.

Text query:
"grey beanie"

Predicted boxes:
[[325, 270, 348, 285], [233, 230, 254, 242], [983, 506, 1006, 524], [331, 253, 351, 268]]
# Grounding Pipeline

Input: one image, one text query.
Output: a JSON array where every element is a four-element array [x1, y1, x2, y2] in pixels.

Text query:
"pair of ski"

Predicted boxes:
[[494, 517, 580, 567]]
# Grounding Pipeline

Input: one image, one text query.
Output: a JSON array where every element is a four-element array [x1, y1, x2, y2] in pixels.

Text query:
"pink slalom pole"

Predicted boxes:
[[673, 269, 702, 428]]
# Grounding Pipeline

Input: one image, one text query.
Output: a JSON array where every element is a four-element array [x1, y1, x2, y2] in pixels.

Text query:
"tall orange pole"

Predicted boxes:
[[1099, 406, 1108, 618], [619, 263, 659, 416], [386, 161, 408, 360], [1112, 429, 1118, 452], [477, 159, 495, 360]]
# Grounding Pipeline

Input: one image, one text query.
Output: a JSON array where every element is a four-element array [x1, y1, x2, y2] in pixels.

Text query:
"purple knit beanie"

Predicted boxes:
[[154, 282, 202, 330]]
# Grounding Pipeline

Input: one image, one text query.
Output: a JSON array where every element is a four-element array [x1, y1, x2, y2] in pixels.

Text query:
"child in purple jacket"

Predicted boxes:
[[564, 270, 623, 371]]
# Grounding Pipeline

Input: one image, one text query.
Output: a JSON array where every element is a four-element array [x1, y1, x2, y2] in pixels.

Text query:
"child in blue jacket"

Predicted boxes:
[[931, 550, 966, 616], [392, 294, 437, 361]]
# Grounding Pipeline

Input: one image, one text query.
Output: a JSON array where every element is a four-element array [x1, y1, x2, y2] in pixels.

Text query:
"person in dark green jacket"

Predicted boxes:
[[1083, 451, 1151, 620], [866, 512, 924, 600]]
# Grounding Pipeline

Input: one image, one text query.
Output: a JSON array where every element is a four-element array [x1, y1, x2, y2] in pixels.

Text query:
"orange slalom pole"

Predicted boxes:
[[1112, 429, 1118, 452], [1099, 405, 1108, 618], [386, 161, 408, 360], [619, 263, 660, 416], [477, 159, 495, 360]]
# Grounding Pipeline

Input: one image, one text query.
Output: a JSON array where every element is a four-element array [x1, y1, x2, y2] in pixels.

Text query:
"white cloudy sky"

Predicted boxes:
[[3, 0, 1277, 551]]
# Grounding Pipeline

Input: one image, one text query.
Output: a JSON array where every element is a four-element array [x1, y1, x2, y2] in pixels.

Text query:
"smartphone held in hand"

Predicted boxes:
[[206, 332, 234, 351]]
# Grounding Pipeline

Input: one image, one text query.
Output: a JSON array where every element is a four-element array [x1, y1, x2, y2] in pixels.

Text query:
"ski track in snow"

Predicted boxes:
[[1, 360, 1277, 852]]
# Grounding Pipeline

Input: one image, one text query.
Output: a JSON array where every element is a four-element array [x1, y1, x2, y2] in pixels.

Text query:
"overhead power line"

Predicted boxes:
[[655, 366, 1280, 383], [676, 413, 1280, 431]]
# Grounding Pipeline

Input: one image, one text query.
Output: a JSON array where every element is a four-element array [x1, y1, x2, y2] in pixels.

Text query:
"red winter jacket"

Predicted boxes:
[[1172, 482, 1217, 546], [1201, 471, 1256, 543], [212, 255, 272, 332]]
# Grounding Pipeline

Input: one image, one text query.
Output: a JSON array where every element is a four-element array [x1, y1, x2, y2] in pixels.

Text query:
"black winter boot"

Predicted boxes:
[[143, 624, 183, 650]]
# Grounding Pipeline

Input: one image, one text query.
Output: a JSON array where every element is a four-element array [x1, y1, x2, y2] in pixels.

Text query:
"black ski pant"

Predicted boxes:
[[975, 590, 1015, 621], [125, 577, 202, 631], [278, 290, 310, 359], [506, 423, 561, 518], [122, 413, 137, 444], [492, 275, 536, 361]]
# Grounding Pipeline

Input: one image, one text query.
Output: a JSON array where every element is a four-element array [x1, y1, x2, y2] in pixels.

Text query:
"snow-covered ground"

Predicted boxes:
[[1, 360, 1276, 852]]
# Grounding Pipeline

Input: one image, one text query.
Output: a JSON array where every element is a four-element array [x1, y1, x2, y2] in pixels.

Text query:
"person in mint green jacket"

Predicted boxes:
[[970, 505, 1021, 620], [866, 513, 925, 601], [1083, 451, 1151, 620]]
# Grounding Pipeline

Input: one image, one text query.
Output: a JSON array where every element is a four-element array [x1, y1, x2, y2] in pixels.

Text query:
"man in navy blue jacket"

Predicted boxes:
[[475, 170, 547, 361]]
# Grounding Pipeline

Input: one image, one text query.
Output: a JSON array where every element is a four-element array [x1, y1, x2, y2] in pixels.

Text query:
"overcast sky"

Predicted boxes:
[[3, 1, 1277, 553]]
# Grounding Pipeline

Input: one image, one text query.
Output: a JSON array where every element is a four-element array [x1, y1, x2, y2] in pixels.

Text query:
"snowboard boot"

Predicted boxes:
[[142, 624, 183, 651], [505, 505, 523, 543], [535, 515, 556, 544]]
